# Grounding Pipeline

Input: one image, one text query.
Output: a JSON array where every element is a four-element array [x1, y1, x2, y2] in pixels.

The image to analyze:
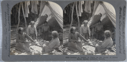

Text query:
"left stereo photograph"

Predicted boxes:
[[10, 1, 63, 55]]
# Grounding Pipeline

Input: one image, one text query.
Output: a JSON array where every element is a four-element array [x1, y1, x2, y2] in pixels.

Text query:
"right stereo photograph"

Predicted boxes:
[[63, 1, 116, 55]]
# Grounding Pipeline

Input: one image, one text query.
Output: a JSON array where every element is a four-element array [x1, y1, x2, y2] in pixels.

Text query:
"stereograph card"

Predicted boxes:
[[1, 0, 126, 61]]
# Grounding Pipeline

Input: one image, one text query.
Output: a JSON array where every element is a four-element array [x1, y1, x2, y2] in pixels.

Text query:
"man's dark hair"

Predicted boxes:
[[70, 27, 76, 33], [18, 27, 23, 34]]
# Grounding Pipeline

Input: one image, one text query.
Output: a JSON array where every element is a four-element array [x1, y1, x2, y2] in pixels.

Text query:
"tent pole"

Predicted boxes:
[[21, 2, 27, 32], [16, 3, 21, 36], [92, 1, 100, 16], [38, 2, 46, 17], [36, 2, 46, 28], [69, 3, 75, 38], [76, 2, 80, 33], [69, 3, 74, 29]]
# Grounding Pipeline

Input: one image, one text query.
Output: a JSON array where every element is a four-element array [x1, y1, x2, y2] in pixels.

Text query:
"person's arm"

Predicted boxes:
[[25, 33, 35, 42], [27, 26, 30, 35], [76, 32, 88, 42], [48, 40, 56, 49], [80, 26, 83, 35], [87, 26, 91, 37], [34, 27, 38, 39], [100, 40, 109, 48], [16, 34, 19, 43]]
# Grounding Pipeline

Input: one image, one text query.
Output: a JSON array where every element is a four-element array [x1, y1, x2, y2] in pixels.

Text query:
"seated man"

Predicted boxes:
[[42, 22, 50, 40], [95, 21, 104, 40], [95, 30, 113, 54], [80, 20, 91, 40], [42, 31, 60, 54], [27, 21, 37, 40]]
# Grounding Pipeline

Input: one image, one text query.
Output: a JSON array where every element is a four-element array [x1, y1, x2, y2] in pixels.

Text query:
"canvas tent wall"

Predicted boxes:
[[88, 2, 116, 28], [35, 1, 63, 31]]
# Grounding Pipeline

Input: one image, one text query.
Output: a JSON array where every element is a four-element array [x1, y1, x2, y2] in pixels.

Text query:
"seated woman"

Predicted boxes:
[[95, 30, 113, 54], [15, 27, 35, 54], [67, 27, 88, 55], [42, 31, 60, 54]]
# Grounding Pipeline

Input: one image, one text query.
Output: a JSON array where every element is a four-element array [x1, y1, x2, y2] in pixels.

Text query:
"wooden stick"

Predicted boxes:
[[75, 2, 80, 33], [21, 2, 27, 32], [68, 3, 75, 40], [16, 3, 21, 36], [69, 3, 75, 32]]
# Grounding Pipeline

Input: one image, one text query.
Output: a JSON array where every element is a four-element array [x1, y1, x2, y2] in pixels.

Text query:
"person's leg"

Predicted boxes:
[[42, 46, 46, 54], [95, 46, 106, 54], [15, 42, 24, 53], [31, 34, 36, 40], [67, 42, 77, 52], [95, 46, 99, 53], [75, 43, 84, 55], [76, 45, 84, 55], [87, 33, 89, 39], [43, 46, 53, 54], [84, 33, 89, 40], [23, 42, 31, 55]]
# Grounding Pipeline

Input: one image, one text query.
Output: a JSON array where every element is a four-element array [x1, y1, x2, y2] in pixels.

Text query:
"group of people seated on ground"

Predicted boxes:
[[64, 19, 114, 55], [15, 17, 114, 55], [15, 21, 61, 55]]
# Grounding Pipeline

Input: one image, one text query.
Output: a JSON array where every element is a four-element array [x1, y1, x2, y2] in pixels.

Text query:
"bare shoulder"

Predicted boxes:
[[28, 25, 30, 27], [23, 32, 27, 36], [81, 24, 84, 27], [75, 32, 79, 35]]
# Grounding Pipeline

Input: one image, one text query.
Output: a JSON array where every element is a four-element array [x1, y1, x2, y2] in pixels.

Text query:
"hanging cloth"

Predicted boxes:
[[77, 1, 84, 16], [31, 1, 38, 14], [84, 1, 92, 13], [24, 1, 30, 17]]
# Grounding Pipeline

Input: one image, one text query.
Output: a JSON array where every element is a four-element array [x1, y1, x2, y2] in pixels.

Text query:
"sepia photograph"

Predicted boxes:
[[10, 1, 63, 55], [10, 0, 116, 56], [1, 0, 126, 61], [63, 1, 116, 55]]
